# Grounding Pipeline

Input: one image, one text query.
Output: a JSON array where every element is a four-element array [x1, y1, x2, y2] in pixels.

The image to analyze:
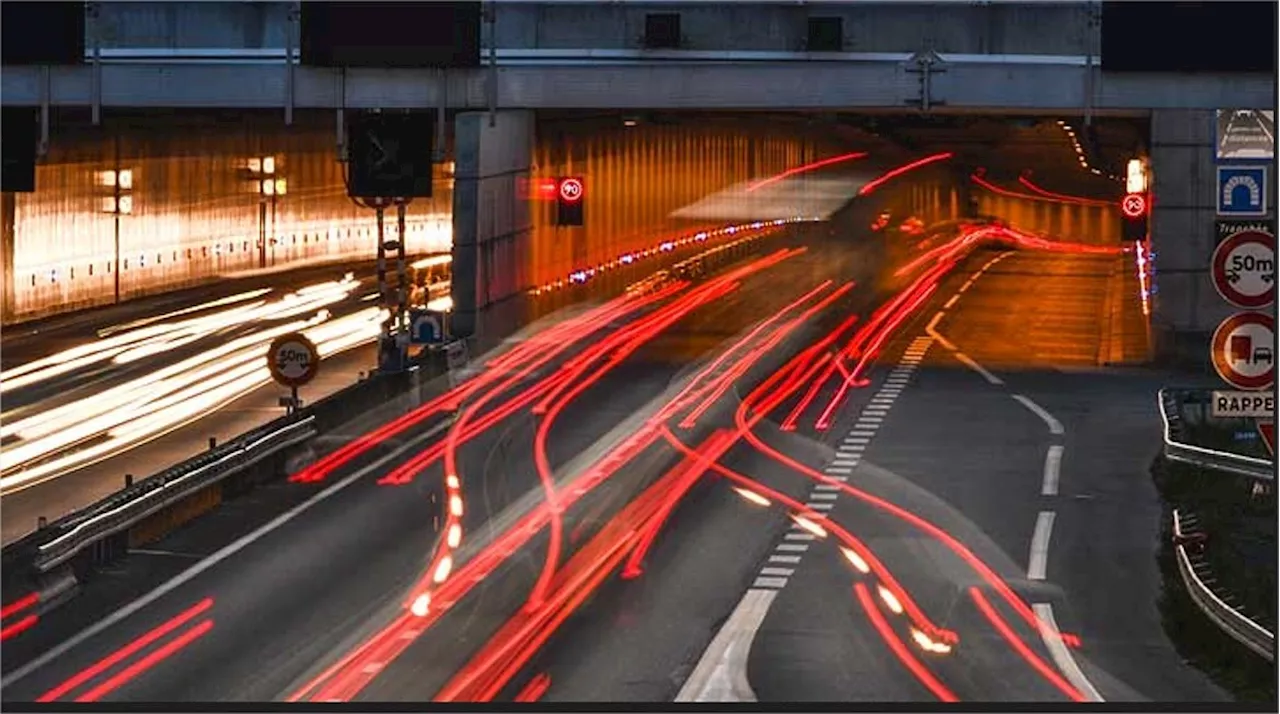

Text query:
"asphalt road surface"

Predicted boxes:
[[0, 225, 1230, 705]]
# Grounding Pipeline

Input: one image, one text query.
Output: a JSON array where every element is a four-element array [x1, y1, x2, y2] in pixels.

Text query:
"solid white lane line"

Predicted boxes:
[[1027, 511, 1056, 581], [676, 588, 776, 702], [954, 352, 1004, 385], [1033, 603, 1105, 702], [1041, 445, 1064, 496], [0, 418, 452, 690], [1013, 394, 1065, 435]]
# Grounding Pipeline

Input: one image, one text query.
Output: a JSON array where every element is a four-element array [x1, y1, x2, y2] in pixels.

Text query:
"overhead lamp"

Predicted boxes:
[[1126, 158, 1148, 193]]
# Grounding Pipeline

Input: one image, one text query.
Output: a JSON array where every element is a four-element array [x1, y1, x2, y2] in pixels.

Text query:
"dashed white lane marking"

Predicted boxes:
[[1033, 603, 1105, 701], [1013, 394, 1065, 435], [954, 352, 1004, 386], [776, 543, 809, 552], [0, 417, 455, 690], [769, 554, 802, 564], [752, 577, 787, 589], [760, 567, 795, 577], [812, 484, 841, 492], [827, 467, 853, 474], [848, 429, 876, 437], [676, 588, 775, 702], [784, 531, 816, 541], [808, 492, 839, 501], [806, 502, 835, 511], [1027, 510, 1056, 581], [943, 293, 962, 309], [1041, 445, 1064, 497]]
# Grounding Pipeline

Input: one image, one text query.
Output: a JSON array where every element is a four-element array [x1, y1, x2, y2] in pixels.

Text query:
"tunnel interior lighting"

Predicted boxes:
[[117, 170, 133, 190], [261, 179, 275, 196], [1126, 158, 1148, 193], [274, 178, 288, 196], [262, 156, 276, 175]]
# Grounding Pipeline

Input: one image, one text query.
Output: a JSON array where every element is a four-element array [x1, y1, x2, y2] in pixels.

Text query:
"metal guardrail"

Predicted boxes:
[[1171, 509, 1275, 661], [15, 414, 317, 575], [1158, 388, 1273, 481]]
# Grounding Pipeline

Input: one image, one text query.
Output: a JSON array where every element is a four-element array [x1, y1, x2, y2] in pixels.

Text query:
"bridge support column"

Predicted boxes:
[[1147, 109, 1269, 370], [451, 110, 534, 347]]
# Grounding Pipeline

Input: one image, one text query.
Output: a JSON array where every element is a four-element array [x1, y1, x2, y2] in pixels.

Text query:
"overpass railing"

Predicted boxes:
[[1171, 509, 1275, 661], [1158, 388, 1274, 481], [83, 47, 1091, 66]]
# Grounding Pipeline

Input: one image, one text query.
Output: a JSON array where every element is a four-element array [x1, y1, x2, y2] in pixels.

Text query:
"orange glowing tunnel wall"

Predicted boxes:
[[975, 191, 1120, 245], [1, 111, 451, 325], [527, 117, 845, 288]]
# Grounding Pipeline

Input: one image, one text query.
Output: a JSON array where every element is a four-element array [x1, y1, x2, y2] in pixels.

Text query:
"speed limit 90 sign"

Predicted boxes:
[[267, 333, 320, 388]]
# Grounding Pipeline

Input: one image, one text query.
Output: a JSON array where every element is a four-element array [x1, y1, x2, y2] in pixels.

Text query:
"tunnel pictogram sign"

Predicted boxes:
[[1121, 193, 1147, 218], [1211, 228, 1276, 308], [1216, 166, 1268, 217], [1210, 311, 1275, 390]]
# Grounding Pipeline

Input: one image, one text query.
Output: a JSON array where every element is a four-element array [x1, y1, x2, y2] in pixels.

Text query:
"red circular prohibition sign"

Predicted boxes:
[[1120, 193, 1147, 218], [1211, 311, 1276, 390], [1211, 229, 1276, 309], [558, 177, 584, 203]]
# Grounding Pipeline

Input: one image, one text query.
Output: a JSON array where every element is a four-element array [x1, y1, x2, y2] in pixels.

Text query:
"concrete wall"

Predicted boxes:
[[451, 110, 534, 343], [496, 1, 1095, 55], [2, 111, 450, 324], [976, 191, 1122, 246], [90, 2, 1097, 57], [1147, 109, 1276, 369], [528, 117, 844, 289]]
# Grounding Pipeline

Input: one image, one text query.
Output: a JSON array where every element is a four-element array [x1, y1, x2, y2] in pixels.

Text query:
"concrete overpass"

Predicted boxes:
[[2, 1, 1275, 367]]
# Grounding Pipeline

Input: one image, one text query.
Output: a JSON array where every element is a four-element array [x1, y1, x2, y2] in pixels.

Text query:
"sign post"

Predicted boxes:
[[267, 332, 320, 414]]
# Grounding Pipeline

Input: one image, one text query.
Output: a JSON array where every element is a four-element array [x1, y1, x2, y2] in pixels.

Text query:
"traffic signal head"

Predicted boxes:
[[555, 176, 584, 226]]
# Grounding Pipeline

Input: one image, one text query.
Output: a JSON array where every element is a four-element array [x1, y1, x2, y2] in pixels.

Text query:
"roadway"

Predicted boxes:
[[0, 262, 410, 545], [0, 219, 1231, 705]]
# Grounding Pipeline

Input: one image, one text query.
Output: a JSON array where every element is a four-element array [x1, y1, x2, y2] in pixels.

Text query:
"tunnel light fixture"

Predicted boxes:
[[261, 156, 276, 175], [1126, 158, 1148, 193], [274, 178, 288, 196], [98, 169, 133, 189]]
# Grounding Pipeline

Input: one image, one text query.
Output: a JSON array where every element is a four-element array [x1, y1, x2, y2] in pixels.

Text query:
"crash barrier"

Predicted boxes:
[[1171, 509, 1275, 661], [0, 350, 455, 611], [1158, 389, 1273, 481]]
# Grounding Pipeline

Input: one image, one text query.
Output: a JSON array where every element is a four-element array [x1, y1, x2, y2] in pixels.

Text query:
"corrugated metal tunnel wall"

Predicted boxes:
[[976, 192, 1121, 245], [528, 117, 847, 289], [2, 111, 451, 325]]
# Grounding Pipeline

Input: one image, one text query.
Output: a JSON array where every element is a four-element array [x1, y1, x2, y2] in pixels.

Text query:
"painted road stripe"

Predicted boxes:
[[847, 430, 876, 437], [955, 352, 1004, 385], [1013, 394, 1065, 435], [752, 577, 788, 590], [769, 554, 802, 564], [827, 467, 853, 474], [760, 567, 795, 578], [843, 437, 870, 444], [812, 484, 840, 492], [831, 459, 859, 467], [1041, 445, 1064, 497], [776, 543, 809, 552], [676, 589, 776, 702], [784, 531, 816, 541], [1027, 511, 1056, 581], [809, 492, 838, 501], [806, 502, 835, 511], [1033, 603, 1105, 701]]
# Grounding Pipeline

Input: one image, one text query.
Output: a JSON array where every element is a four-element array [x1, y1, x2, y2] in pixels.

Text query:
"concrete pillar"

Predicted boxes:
[[2, 192, 14, 324], [1147, 109, 1271, 369], [451, 110, 534, 344]]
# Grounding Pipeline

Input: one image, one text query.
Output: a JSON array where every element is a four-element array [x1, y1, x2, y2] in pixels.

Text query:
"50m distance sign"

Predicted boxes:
[[268, 333, 320, 388], [1212, 228, 1276, 308]]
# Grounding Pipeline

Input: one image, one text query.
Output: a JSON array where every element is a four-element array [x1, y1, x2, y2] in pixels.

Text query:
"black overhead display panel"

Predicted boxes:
[[1, 1, 86, 65], [299, 1, 482, 69], [1100, 2, 1276, 73]]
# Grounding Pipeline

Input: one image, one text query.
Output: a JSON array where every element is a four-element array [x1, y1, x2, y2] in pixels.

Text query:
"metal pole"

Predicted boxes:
[[259, 199, 267, 269], [270, 194, 277, 267], [289, 385, 298, 415], [89, 3, 101, 126], [376, 206, 390, 341], [285, 2, 297, 126], [396, 202, 408, 331], [112, 134, 121, 303]]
